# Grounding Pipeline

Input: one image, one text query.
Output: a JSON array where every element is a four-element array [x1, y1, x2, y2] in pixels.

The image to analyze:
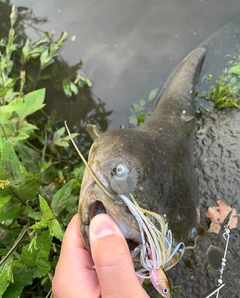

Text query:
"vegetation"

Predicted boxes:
[[128, 88, 159, 127], [198, 51, 240, 111], [0, 6, 87, 297]]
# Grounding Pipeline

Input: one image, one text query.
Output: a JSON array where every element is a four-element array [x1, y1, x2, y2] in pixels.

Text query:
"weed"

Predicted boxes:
[[0, 6, 88, 297]]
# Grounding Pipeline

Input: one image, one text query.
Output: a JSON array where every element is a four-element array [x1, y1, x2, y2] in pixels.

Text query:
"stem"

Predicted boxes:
[[0, 123, 8, 140], [0, 225, 29, 266], [32, 67, 42, 90], [10, 187, 26, 206], [48, 272, 53, 282], [40, 108, 50, 118], [41, 132, 48, 181], [46, 287, 52, 298], [26, 141, 71, 164]]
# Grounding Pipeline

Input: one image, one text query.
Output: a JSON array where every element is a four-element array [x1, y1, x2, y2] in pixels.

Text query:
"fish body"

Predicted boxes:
[[78, 48, 205, 258]]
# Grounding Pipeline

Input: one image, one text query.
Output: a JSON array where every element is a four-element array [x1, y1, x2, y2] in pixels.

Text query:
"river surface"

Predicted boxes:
[[1, 0, 240, 130]]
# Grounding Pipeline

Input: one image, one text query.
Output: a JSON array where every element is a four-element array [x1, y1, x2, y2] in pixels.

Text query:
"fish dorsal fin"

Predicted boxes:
[[86, 124, 101, 140]]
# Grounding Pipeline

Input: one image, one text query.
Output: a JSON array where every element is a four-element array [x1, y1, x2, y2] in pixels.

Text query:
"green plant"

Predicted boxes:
[[202, 73, 240, 109], [0, 6, 86, 297], [127, 88, 159, 127], [198, 48, 240, 111]]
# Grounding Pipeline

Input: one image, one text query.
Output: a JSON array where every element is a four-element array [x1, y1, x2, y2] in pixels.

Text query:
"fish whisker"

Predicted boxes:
[[64, 121, 114, 199]]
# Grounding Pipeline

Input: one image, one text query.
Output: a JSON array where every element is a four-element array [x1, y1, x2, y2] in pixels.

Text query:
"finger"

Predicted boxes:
[[52, 214, 100, 298], [89, 214, 149, 298]]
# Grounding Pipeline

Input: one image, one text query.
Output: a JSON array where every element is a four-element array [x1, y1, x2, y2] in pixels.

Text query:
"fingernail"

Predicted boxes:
[[91, 216, 115, 238]]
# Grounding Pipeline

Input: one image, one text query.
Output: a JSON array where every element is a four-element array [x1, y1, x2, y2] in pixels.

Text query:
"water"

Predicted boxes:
[[1, 0, 240, 130]]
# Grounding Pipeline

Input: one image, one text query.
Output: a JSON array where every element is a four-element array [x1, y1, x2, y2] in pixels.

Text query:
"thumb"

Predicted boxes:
[[89, 214, 149, 298]]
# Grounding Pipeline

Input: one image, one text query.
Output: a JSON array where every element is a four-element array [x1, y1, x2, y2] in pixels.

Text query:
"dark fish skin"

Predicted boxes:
[[78, 48, 205, 250]]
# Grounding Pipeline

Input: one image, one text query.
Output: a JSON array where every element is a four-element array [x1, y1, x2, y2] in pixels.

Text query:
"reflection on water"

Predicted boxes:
[[0, 0, 112, 152], [3, 0, 240, 129], [0, 1, 47, 43]]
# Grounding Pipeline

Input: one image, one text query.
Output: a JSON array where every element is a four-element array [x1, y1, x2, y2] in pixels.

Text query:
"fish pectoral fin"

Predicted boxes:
[[86, 124, 102, 140]]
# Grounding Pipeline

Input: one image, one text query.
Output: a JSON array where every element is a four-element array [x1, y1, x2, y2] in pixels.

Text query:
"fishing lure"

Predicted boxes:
[[119, 194, 185, 297]]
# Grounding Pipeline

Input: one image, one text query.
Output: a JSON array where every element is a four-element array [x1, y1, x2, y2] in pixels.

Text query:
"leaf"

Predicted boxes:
[[40, 49, 50, 68], [0, 139, 22, 180], [62, 78, 72, 97], [58, 31, 68, 45], [49, 219, 64, 241], [28, 211, 43, 221], [229, 64, 240, 75], [20, 231, 52, 279], [51, 180, 74, 216], [53, 130, 79, 147], [62, 133, 79, 141], [0, 196, 11, 213], [0, 105, 19, 115], [21, 39, 30, 63], [129, 115, 138, 126], [30, 218, 49, 230], [53, 139, 69, 147], [13, 176, 38, 202], [33, 258, 51, 279], [131, 103, 139, 112], [70, 82, 78, 95], [16, 132, 30, 141], [2, 267, 33, 298], [0, 205, 22, 221], [137, 113, 145, 125], [230, 77, 237, 86], [53, 127, 65, 142], [15, 144, 40, 173], [16, 89, 46, 121], [0, 263, 11, 297], [39, 195, 53, 219], [139, 99, 146, 108], [148, 88, 159, 101], [39, 161, 52, 174], [18, 121, 38, 133], [32, 232, 52, 278]]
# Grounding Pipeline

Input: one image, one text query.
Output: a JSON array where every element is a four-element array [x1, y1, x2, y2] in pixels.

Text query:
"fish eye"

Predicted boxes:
[[112, 163, 129, 178], [162, 287, 169, 294], [191, 227, 197, 239]]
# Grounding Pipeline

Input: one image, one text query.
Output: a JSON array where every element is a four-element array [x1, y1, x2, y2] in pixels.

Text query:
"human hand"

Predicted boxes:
[[52, 213, 149, 298]]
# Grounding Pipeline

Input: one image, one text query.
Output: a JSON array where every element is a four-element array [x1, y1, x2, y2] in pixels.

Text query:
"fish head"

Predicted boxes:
[[79, 125, 199, 253], [78, 128, 157, 252]]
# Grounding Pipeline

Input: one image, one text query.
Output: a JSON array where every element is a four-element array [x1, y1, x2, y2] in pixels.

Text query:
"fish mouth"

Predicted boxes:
[[91, 199, 142, 249], [79, 182, 142, 260]]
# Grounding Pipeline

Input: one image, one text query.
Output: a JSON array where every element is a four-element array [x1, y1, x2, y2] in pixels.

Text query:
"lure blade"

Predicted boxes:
[[206, 245, 224, 270]]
